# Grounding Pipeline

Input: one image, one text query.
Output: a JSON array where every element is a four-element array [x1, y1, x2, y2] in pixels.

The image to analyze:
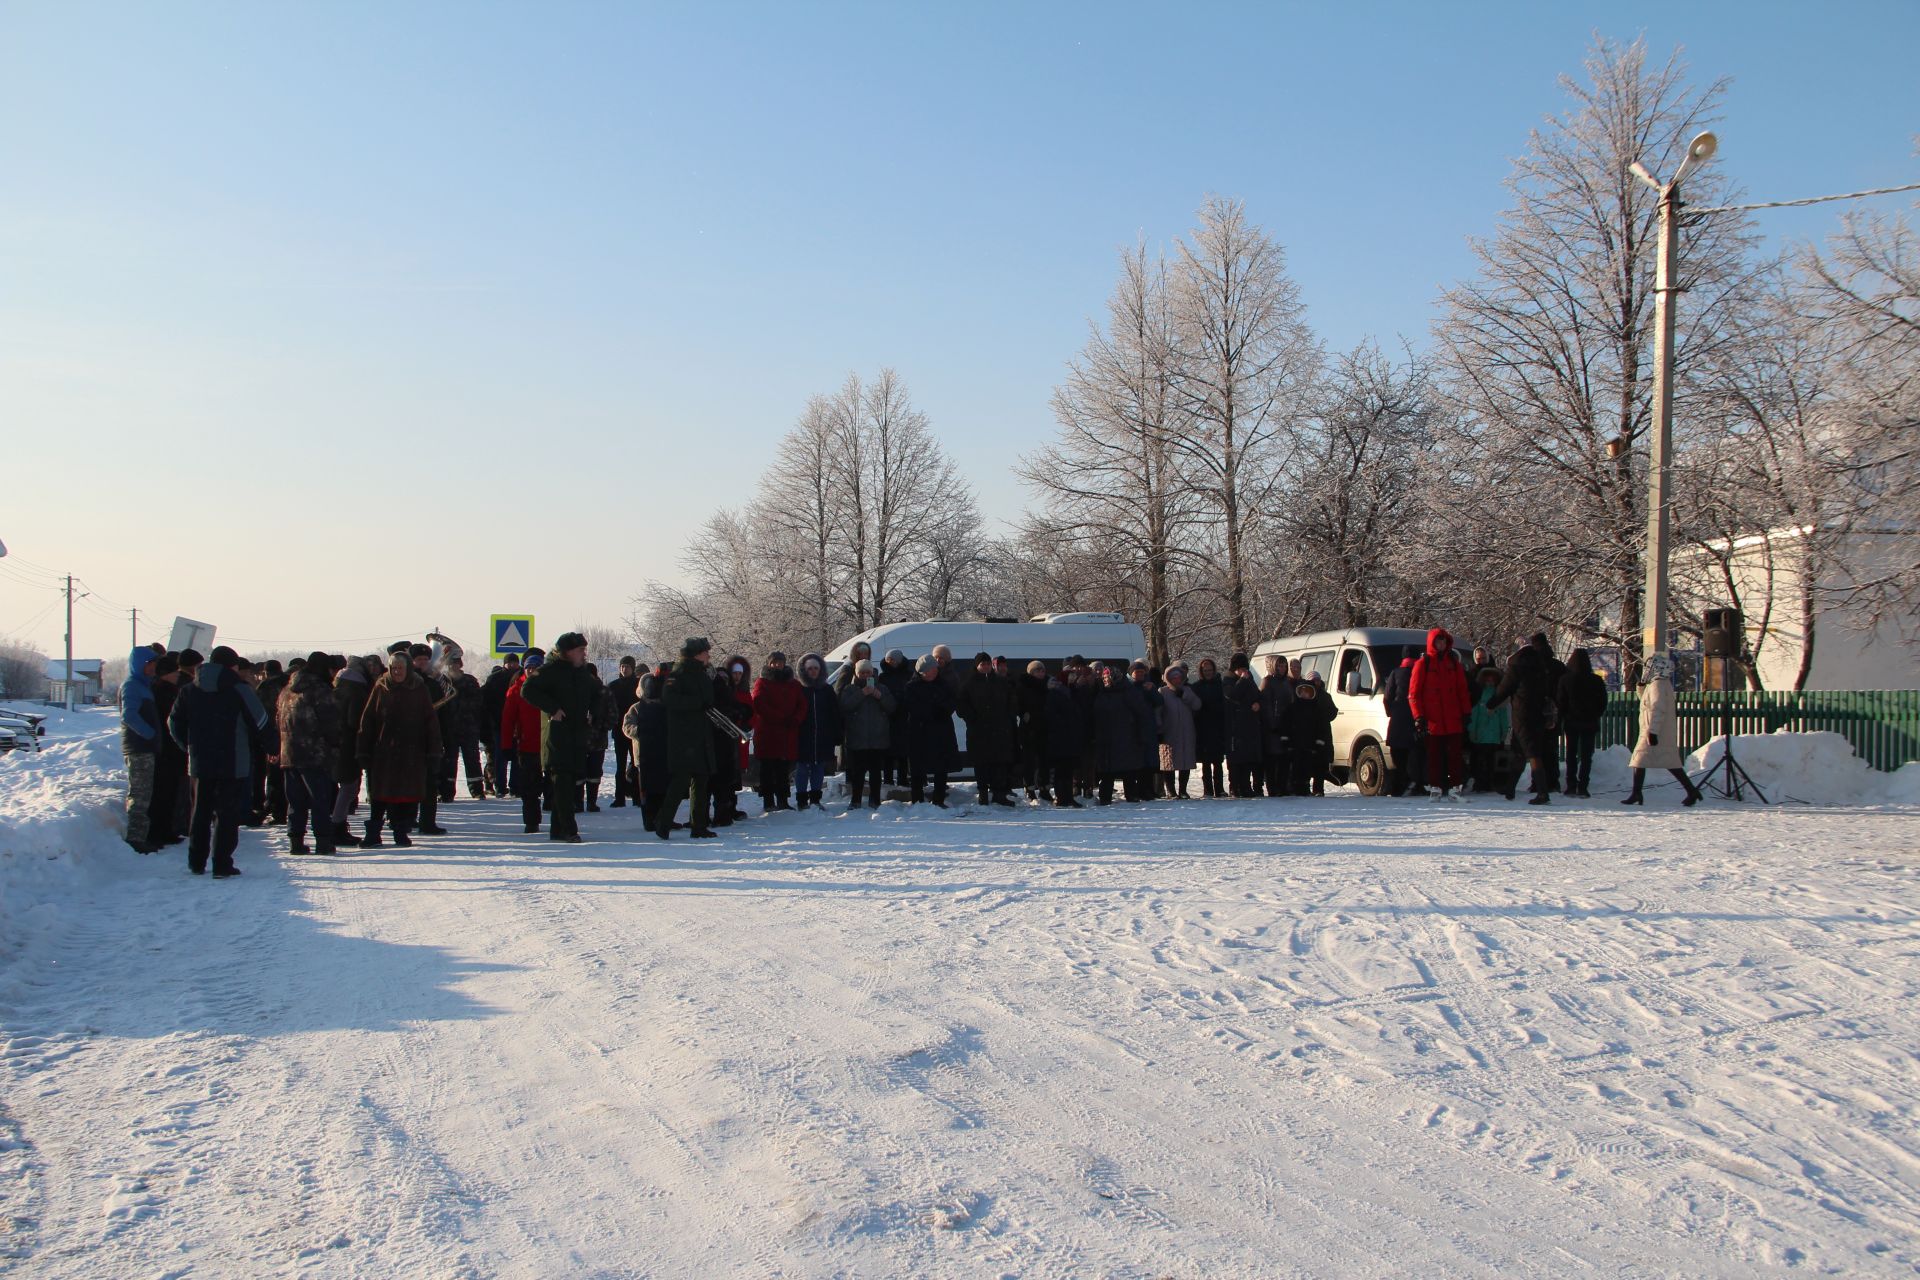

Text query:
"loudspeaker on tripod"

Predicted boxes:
[[1703, 607, 1742, 659]]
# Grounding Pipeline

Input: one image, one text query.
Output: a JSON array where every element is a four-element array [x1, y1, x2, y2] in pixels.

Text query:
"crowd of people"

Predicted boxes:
[[114, 625, 1702, 874]]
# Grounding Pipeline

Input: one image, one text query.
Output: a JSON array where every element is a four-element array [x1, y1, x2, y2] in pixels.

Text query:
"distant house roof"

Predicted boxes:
[[44, 659, 105, 681]]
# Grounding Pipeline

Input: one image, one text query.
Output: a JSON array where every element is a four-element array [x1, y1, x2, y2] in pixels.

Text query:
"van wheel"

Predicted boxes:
[[1352, 743, 1387, 796]]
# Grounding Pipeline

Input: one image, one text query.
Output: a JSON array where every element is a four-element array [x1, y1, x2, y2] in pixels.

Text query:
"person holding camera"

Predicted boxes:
[[837, 658, 896, 810]]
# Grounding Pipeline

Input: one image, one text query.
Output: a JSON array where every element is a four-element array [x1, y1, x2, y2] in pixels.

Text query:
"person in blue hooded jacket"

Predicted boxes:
[[168, 646, 269, 878], [120, 645, 163, 853]]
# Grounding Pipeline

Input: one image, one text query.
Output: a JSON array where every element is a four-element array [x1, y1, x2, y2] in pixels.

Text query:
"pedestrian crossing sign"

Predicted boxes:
[[490, 615, 535, 659]]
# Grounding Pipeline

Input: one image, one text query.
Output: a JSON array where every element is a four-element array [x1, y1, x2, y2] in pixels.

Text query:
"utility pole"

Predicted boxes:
[[64, 574, 75, 711], [1641, 177, 1680, 670], [131, 607, 139, 651], [1629, 130, 1717, 674]]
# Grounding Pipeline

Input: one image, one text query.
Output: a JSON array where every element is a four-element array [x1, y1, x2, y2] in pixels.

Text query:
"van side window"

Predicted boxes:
[[1338, 648, 1373, 695], [1302, 650, 1336, 684]]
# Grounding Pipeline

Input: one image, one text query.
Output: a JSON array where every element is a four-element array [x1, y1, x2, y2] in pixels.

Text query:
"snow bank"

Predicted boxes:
[[1688, 729, 1920, 806], [0, 713, 141, 1005]]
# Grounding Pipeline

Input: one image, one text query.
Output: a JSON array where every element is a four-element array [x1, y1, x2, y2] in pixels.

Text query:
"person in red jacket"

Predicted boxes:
[[500, 648, 548, 833], [1408, 627, 1472, 798], [750, 651, 806, 811]]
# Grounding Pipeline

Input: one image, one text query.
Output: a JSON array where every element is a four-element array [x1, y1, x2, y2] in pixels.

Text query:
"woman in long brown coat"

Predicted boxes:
[[356, 650, 443, 846]]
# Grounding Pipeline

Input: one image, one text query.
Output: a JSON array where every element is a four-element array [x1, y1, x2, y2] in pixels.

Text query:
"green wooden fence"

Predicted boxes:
[[1596, 690, 1920, 772]]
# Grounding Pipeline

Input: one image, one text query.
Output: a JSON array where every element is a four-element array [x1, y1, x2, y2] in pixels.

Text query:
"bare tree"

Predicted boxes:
[[830, 369, 979, 631], [1170, 196, 1320, 653], [0, 640, 49, 701], [1796, 199, 1920, 638], [1273, 342, 1437, 629], [1433, 36, 1758, 667], [1020, 243, 1198, 666]]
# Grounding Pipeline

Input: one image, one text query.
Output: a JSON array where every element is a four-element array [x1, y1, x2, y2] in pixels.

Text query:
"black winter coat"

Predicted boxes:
[[1090, 683, 1146, 774], [1128, 679, 1161, 771], [957, 671, 1018, 765], [1191, 675, 1226, 761], [169, 663, 268, 780], [1223, 673, 1264, 765], [333, 669, 373, 784], [878, 660, 914, 754], [520, 659, 600, 775], [480, 667, 514, 739], [624, 696, 670, 796], [1282, 688, 1337, 764], [661, 659, 717, 777], [1557, 669, 1610, 731], [900, 676, 957, 767], [795, 676, 843, 764], [1016, 673, 1050, 765], [1043, 680, 1083, 763], [1382, 661, 1418, 752], [1260, 672, 1296, 754], [1491, 642, 1558, 756]]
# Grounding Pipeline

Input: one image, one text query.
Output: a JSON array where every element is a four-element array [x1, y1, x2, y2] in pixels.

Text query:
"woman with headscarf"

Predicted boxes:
[[1624, 653, 1703, 806]]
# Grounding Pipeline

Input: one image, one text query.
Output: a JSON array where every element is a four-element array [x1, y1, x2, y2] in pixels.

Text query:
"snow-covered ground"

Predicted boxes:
[[3, 713, 1918, 1277]]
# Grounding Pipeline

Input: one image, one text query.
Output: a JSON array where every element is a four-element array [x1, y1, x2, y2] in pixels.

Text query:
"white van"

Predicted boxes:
[[1251, 627, 1428, 796], [824, 613, 1147, 681], [824, 614, 1148, 768]]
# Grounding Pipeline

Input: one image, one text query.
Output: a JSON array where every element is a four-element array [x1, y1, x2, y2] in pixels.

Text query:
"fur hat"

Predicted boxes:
[[1230, 651, 1250, 672], [554, 631, 588, 655], [915, 653, 940, 675], [768, 650, 788, 665], [682, 636, 712, 659]]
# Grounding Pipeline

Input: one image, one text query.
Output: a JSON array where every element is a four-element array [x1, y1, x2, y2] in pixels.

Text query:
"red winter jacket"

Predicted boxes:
[[751, 671, 807, 761], [500, 672, 544, 752], [1408, 627, 1472, 737]]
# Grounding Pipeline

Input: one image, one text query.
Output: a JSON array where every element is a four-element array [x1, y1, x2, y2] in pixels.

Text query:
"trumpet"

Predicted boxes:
[[706, 706, 750, 743]]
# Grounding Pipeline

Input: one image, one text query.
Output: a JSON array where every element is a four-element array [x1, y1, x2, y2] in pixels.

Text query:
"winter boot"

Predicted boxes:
[[289, 838, 311, 856], [586, 782, 601, 813], [796, 791, 810, 812]]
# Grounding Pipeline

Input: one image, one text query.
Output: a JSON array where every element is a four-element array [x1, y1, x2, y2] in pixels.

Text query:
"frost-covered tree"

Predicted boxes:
[[1020, 244, 1199, 666], [1171, 196, 1320, 652], [1433, 36, 1758, 665], [1272, 342, 1438, 630]]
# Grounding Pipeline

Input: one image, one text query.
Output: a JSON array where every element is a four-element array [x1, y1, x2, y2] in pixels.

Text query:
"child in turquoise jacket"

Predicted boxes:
[[1466, 668, 1510, 794]]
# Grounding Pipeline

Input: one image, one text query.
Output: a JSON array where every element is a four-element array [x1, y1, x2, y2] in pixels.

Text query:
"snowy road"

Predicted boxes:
[[4, 750, 1920, 1276]]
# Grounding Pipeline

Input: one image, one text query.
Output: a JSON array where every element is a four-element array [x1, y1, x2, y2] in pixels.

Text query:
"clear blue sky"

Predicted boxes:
[[2, 1, 1915, 659]]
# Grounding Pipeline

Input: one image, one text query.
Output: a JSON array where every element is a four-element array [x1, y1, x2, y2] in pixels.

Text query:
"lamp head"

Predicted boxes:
[[1674, 131, 1718, 183]]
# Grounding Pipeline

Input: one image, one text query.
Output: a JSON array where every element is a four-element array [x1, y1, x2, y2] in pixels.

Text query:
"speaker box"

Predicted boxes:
[[1703, 607, 1741, 659]]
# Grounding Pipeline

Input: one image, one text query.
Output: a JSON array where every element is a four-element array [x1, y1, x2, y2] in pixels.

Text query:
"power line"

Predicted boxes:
[[0, 599, 60, 640], [72, 577, 132, 610], [0, 566, 63, 591], [1690, 180, 1920, 215]]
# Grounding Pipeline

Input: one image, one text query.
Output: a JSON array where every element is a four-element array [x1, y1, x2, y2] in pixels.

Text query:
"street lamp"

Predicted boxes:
[[1628, 130, 1718, 674]]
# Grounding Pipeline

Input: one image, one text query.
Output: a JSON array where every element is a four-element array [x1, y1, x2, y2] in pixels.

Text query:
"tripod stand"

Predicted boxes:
[[1691, 686, 1768, 803]]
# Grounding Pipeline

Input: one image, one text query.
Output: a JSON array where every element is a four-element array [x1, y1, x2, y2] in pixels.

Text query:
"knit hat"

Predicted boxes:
[[1230, 651, 1250, 672], [523, 652, 546, 670], [555, 631, 588, 655], [915, 654, 939, 675], [209, 646, 241, 668], [973, 651, 993, 665], [885, 648, 907, 665], [855, 658, 874, 676], [1027, 660, 1047, 677], [682, 636, 712, 659]]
